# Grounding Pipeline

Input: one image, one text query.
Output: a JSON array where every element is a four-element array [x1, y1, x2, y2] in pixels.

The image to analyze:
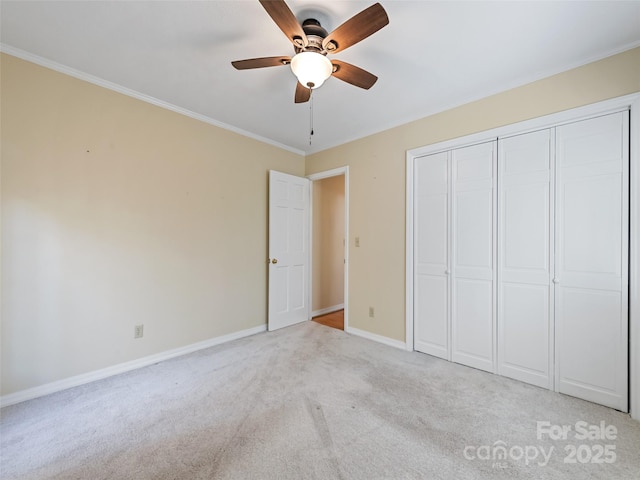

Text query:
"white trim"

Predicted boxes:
[[407, 94, 640, 160], [307, 179, 313, 323], [344, 168, 350, 332], [5, 42, 639, 159], [405, 153, 415, 351], [0, 324, 266, 408], [630, 96, 640, 421], [308, 167, 348, 181], [0, 44, 305, 157], [347, 327, 407, 351], [312, 304, 345, 318], [308, 166, 350, 331], [406, 93, 640, 420], [491, 141, 499, 373]]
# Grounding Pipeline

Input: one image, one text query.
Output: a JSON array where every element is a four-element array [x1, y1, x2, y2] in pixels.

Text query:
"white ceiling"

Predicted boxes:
[[2, 1, 640, 155]]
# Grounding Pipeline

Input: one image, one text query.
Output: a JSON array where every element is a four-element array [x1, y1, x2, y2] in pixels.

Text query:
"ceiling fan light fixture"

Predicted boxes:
[[290, 51, 332, 89]]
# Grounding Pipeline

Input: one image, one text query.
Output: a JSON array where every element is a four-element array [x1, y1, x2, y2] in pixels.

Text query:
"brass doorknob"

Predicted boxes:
[[271, 258, 278, 264]]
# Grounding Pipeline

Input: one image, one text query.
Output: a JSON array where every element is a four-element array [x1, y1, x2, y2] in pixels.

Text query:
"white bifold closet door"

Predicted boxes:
[[554, 112, 629, 411], [414, 151, 450, 359], [414, 142, 496, 373], [414, 110, 628, 411], [497, 129, 554, 389], [451, 142, 496, 373]]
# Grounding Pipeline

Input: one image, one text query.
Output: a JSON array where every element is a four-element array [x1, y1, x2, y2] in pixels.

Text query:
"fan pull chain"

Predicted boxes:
[[309, 89, 314, 146]]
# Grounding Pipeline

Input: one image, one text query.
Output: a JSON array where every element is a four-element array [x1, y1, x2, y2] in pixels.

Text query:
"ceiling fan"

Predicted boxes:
[[232, 0, 389, 103]]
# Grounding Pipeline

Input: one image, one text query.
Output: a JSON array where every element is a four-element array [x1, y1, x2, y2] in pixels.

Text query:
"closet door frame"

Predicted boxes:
[[406, 93, 640, 420]]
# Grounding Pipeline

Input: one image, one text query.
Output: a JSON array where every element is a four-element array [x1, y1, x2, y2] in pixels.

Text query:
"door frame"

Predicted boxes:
[[406, 93, 640, 420], [308, 167, 350, 331]]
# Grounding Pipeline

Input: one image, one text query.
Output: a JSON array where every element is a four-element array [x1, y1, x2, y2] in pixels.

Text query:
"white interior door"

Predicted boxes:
[[498, 129, 554, 388], [268, 170, 310, 331], [555, 112, 629, 411], [414, 151, 450, 359], [451, 141, 497, 373]]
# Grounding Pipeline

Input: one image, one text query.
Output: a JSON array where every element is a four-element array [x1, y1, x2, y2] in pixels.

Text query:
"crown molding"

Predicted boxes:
[[0, 44, 306, 157]]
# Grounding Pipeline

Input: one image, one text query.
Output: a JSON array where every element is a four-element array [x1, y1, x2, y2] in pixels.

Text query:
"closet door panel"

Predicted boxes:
[[555, 112, 628, 411], [453, 278, 494, 367], [451, 142, 496, 372], [503, 183, 550, 284], [416, 193, 448, 273], [502, 284, 550, 375], [455, 189, 493, 280], [415, 275, 449, 357], [414, 152, 450, 359], [498, 130, 553, 388], [561, 171, 622, 289], [557, 288, 622, 394]]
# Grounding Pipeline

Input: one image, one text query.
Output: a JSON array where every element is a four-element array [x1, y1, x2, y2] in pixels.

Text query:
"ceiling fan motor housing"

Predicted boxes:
[[296, 18, 330, 54]]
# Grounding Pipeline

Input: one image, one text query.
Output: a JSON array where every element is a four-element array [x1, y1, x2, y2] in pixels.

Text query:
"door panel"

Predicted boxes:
[[268, 170, 310, 331], [555, 112, 628, 411], [501, 284, 550, 380], [559, 114, 624, 167], [415, 274, 449, 358], [451, 142, 496, 372], [503, 184, 549, 277], [455, 189, 493, 277], [557, 289, 622, 396], [414, 152, 450, 358], [498, 129, 553, 388], [561, 173, 623, 284], [453, 278, 494, 370], [416, 192, 448, 271]]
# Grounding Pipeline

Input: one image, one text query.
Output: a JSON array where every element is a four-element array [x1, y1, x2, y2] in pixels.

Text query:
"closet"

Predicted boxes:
[[412, 111, 629, 411]]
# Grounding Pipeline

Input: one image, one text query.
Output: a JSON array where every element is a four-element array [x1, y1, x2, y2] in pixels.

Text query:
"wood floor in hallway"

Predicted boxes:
[[312, 309, 344, 330]]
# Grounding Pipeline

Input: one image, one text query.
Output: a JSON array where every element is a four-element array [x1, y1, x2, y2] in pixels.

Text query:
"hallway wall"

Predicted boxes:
[[312, 175, 345, 314]]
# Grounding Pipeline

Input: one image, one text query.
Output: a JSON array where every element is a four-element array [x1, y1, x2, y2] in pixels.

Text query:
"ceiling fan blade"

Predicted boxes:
[[231, 56, 291, 70], [294, 82, 311, 103], [322, 3, 388, 54], [331, 60, 378, 90], [259, 0, 308, 48]]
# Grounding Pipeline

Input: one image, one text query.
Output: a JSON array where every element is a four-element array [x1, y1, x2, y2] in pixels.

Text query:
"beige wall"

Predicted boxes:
[[311, 175, 344, 313], [306, 47, 640, 342], [0, 53, 304, 395]]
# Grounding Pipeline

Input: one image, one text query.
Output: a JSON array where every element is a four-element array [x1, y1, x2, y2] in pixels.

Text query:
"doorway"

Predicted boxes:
[[308, 167, 349, 331]]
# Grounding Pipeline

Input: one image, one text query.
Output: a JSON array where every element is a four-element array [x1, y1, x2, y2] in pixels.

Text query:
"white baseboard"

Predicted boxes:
[[312, 304, 344, 318], [0, 324, 267, 408], [346, 326, 407, 350]]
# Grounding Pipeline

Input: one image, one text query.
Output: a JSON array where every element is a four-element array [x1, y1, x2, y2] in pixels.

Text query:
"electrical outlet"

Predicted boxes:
[[369, 307, 374, 318], [134, 324, 144, 339]]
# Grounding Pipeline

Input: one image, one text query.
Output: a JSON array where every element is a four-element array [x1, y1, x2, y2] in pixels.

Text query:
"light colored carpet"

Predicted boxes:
[[1, 321, 639, 479]]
